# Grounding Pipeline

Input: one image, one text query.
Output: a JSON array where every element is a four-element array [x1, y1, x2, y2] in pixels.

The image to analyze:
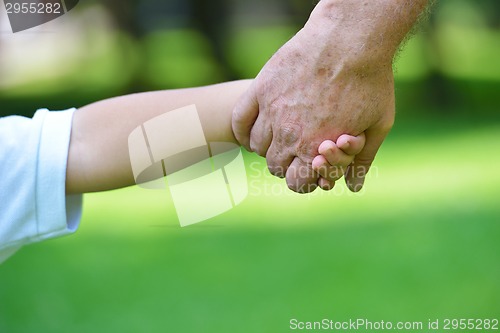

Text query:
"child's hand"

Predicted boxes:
[[312, 133, 366, 191]]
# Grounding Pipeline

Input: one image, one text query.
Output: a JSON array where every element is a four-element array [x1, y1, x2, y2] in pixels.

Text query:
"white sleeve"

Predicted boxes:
[[0, 108, 82, 263]]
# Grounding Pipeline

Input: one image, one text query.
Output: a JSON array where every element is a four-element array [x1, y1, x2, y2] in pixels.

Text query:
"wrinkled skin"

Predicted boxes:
[[233, 26, 395, 193]]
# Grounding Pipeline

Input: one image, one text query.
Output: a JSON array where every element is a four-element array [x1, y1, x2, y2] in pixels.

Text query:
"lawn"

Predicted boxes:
[[0, 114, 499, 333]]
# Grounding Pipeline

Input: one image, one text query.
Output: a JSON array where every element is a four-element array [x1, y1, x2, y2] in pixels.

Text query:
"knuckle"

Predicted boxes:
[[268, 164, 286, 178], [249, 140, 265, 156], [278, 122, 302, 146], [286, 170, 319, 194]]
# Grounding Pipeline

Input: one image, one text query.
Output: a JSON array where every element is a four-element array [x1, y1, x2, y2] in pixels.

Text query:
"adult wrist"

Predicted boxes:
[[305, 0, 427, 70]]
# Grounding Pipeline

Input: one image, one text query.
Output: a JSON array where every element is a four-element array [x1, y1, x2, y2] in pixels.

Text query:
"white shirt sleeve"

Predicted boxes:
[[0, 108, 82, 263]]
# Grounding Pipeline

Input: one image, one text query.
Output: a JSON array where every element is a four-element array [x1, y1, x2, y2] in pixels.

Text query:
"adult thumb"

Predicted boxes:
[[345, 125, 391, 193], [232, 82, 259, 152]]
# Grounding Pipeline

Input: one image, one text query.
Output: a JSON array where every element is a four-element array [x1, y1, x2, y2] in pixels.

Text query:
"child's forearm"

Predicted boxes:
[[66, 80, 252, 194]]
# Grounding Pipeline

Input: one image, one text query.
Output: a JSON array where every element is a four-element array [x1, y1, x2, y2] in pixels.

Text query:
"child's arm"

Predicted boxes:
[[313, 133, 366, 191], [66, 80, 252, 194]]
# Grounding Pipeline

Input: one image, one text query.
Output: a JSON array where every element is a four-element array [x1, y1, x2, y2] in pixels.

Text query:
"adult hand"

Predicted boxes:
[[232, 23, 395, 193], [233, 0, 427, 193]]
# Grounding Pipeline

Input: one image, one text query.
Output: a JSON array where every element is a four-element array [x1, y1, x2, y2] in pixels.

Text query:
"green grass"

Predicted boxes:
[[1, 116, 499, 333]]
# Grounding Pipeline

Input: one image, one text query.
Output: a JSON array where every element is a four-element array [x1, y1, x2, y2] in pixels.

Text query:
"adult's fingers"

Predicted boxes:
[[286, 157, 319, 194], [232, 82, 259, 152], [345, 127, 390, 193], [249, 114, 273, 157], [265, 121, 302, 177], [318, 177, 335, 191], [266, 139, 294, 178]]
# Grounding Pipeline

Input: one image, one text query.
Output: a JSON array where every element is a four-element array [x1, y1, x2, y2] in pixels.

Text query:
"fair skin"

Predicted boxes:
[[66, 80, 365, 194], [233, 0, 429, 193]]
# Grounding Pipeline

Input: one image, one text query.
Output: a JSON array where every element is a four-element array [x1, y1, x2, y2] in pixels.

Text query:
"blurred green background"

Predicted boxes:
[[0, 0, 499, 332]]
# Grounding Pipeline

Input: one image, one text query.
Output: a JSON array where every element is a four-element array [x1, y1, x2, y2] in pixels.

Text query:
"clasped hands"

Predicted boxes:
[[232, 16, 396, 194]]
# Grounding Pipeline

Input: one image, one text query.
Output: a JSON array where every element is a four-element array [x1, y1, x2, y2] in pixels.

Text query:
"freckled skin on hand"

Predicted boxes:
[[232, 0, 428, 193]]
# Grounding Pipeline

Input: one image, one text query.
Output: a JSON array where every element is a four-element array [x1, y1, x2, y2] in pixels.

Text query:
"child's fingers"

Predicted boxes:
[[312, 155, 328, 174], [336, 133, 366, 156], [313, 133, 366, 190], [312, 155, 346, 183], [318, 140, 356, 169]]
